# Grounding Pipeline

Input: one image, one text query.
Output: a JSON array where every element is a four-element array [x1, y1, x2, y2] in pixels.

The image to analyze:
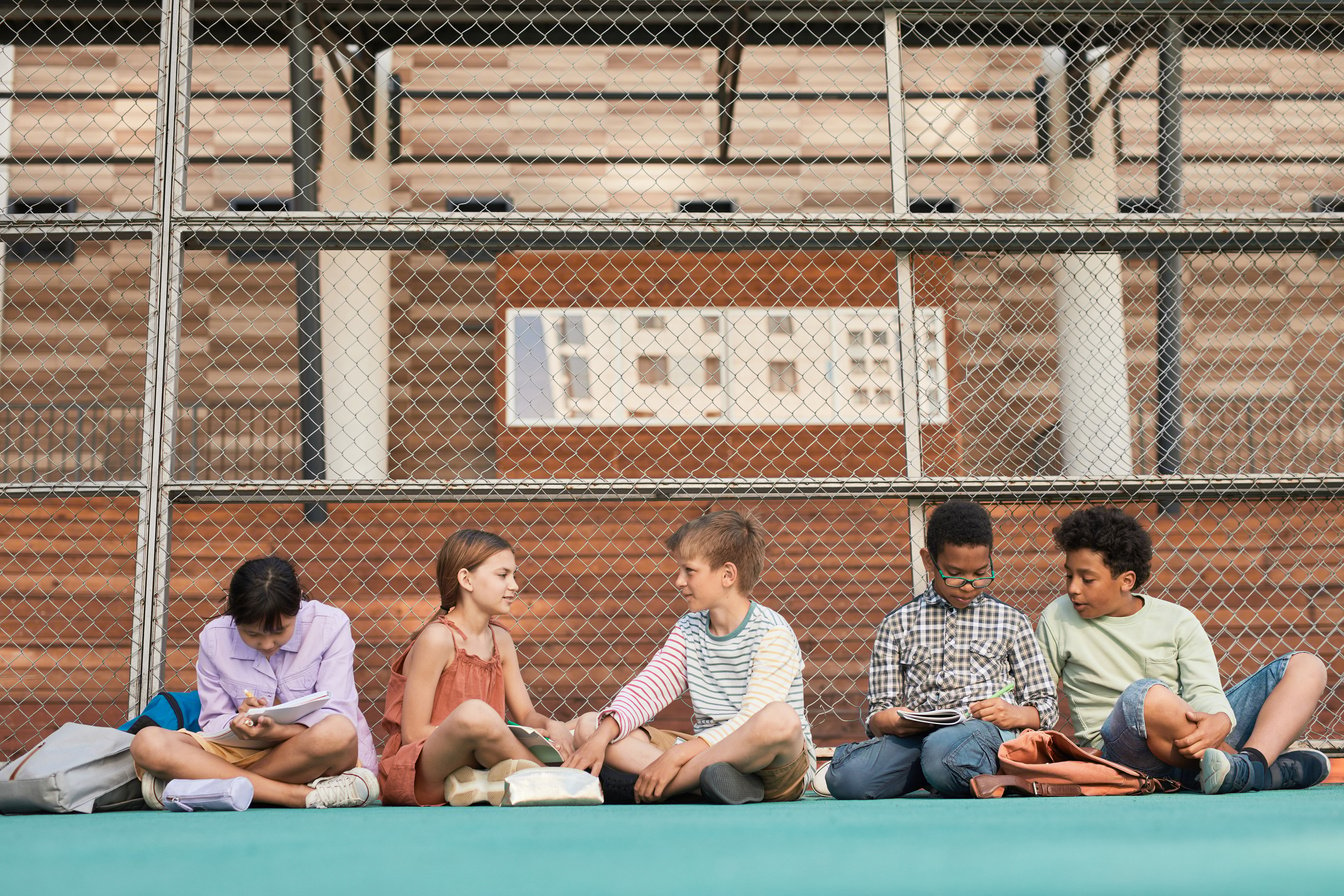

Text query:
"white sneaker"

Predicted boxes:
[[141, 770, 167, 810], [444, 758, 540, 806], [305, 767, 379, 808], [811, 761, 834, 798]]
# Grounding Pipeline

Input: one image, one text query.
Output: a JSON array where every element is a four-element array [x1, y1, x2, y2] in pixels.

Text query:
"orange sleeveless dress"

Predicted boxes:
[[377, 617, 507, 806]]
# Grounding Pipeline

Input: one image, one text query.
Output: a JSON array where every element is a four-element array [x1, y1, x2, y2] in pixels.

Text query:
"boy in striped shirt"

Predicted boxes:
[[565, 510, 814, 804]]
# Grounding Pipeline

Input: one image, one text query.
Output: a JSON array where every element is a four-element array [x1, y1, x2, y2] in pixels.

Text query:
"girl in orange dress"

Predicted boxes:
[[378, 529, 575, 805]]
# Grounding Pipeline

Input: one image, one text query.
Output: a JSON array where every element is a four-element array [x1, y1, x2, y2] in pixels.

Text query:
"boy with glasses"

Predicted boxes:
[[1038, 506, 1330, 794], [816, 500, 1057, 798]]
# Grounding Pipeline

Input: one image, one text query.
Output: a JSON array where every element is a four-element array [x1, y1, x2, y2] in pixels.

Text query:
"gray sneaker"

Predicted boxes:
[[306, 767, 379, 808], [699, 762, 765, 805], [141, 770, 167, 810], [1267, 749, 1331, 790]]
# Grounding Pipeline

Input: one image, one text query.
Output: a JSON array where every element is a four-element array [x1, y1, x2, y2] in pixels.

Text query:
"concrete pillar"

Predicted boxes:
[[1042, 46, 1134, 476], [317, 48, 392, 480]]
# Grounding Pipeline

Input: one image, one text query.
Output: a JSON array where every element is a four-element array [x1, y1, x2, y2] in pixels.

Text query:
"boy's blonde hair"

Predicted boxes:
[[666, 510, 767, 593]]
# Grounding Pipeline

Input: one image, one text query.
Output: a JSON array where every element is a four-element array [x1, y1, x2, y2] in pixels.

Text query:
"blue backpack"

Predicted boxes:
[[119, 690, 202, 734]]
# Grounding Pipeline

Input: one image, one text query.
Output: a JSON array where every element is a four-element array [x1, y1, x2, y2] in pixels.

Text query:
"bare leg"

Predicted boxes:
[[412, 699, 535, 805], [600, 729, 665, 774], [131, 727, 312, 808], [1140, 684, 1209, 769], [1242, 652, 1328, 763], [246, 715, 359, 783], [656, 702, 805, 800]]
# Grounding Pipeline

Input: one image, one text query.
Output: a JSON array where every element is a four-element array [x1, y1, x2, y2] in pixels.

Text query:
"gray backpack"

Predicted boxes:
[[0, 723, 146, 813]]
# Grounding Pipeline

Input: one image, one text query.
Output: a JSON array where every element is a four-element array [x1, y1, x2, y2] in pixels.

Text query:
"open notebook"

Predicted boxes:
[[204, 692, 330, 746], [508, 722, 564, 765]]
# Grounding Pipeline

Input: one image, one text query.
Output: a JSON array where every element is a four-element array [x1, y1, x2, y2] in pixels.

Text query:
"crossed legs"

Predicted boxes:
[[130, 715, 359, 808], [1138, 652, 1327, 769], [571, 701, 806, 801], [410, 699, 538, 805]]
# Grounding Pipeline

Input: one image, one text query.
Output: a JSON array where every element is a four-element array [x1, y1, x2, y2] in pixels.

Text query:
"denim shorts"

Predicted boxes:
[[1098, 653, 1298, 781]]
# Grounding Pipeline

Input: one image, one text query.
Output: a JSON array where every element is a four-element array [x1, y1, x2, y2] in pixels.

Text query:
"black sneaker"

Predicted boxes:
[[1267, 749, 1331, 790], [597, 766, 638, 805], [699, 762, 765, 805]]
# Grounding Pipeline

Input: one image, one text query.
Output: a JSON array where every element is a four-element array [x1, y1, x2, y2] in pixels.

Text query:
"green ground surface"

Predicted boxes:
[[5, 788, 1342, 895]]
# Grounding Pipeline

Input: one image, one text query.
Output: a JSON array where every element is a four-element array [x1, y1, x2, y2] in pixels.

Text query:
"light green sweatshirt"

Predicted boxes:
[[1035, 594, 1235, 749]]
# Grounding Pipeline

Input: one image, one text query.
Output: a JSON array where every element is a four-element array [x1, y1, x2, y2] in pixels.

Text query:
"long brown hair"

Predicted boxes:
[[434, 529, 513, 613]]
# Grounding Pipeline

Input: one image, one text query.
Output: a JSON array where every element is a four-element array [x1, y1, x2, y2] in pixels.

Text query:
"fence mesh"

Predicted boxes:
[[2, 2, 1343, 757]]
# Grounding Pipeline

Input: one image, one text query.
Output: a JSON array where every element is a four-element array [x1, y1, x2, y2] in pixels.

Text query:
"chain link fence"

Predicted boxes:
[[2, 2, 1343, 756]]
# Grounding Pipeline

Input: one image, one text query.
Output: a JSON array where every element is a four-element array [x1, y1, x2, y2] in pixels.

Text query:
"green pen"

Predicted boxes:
[[987, 683, 1014, 700]]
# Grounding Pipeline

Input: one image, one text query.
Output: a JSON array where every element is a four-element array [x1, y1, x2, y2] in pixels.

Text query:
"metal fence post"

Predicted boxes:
[[1156, 16, 1187, 514], [128, 0, 193, 715], [885, 10, 928, 592]]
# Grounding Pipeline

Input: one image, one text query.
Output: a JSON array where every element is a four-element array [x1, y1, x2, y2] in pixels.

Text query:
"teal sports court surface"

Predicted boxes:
[[6, 788, 1343, 895]]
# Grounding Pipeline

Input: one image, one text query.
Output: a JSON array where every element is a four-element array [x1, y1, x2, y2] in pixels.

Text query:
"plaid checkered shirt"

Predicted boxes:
[[865, 586, 1058, 732]]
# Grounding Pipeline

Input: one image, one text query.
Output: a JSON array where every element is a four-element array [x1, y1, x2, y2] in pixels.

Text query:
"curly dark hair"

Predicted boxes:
[[1053, 506, 1153, 588], [925, 500, 994, 561]]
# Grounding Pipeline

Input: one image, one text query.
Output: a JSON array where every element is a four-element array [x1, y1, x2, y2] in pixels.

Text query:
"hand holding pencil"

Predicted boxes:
[[969, 681, 1037, 730]]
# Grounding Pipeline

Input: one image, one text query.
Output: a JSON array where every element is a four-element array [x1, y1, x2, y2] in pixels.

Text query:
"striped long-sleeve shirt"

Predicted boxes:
[[600, 602, 814, 754]]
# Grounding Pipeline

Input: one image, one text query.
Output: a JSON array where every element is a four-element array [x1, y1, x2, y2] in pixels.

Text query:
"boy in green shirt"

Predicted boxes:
[[1036, 506, 1330, 794]]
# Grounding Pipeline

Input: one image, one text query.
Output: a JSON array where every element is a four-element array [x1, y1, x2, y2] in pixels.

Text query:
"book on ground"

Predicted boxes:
[[508, 721, 563, 765], [204, 692, 330, 745], [897, 708, 966, 727]]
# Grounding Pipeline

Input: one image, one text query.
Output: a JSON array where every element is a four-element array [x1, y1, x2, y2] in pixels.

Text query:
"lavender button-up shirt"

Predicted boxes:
[[196, 600, 377, 771]]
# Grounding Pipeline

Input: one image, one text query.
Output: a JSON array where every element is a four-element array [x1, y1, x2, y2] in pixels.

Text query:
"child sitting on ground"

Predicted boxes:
[[378, 528, 575, 806], [817, 500, 1058, 799], [1037, 505, 1330, 794], [131, 556, 379, 808], [564, 510, 813, 804]]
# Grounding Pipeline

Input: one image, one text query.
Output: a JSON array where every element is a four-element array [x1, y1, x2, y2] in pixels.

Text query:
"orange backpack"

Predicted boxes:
[[971, 729, 1182, 798]]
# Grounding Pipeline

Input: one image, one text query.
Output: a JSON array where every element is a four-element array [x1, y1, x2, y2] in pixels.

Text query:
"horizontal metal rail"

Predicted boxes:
[[10, 88, 1344, 104], [13, 150, 1344, 168], [5, 211, 1344, 253], [10, 0, 1344, 28], [7, 475, 1342, 506], [0, 481, 144, 499], [173, 212, 1344, 255], [165, 475, 1344, 504], [6, 2, 1344, 50]]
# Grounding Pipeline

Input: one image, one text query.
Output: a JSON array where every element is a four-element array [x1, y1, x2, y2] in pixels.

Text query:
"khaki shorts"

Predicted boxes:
[[637, 725, 813, 803], [182, 731, 274, 769], [132, 730, 273, 781]]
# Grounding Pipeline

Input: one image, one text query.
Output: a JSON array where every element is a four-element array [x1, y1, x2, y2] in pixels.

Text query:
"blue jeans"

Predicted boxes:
[[825, 719, 1012, 799], [1099, 653, 1297, 787]]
